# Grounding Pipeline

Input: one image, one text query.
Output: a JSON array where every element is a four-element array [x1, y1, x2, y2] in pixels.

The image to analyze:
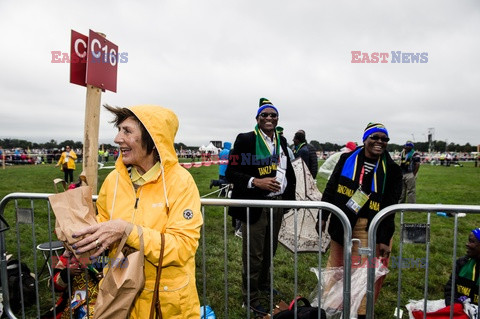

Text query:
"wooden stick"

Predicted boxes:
[[82, 84, 102, 194]]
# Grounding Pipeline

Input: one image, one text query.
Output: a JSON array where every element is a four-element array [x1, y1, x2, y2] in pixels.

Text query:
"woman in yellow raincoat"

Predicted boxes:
[[55, 145, 77, 183], [73, 104, 203, 318]]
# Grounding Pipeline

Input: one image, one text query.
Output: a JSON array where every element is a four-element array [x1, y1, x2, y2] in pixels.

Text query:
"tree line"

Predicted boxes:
[[0, 138, 477, 154]]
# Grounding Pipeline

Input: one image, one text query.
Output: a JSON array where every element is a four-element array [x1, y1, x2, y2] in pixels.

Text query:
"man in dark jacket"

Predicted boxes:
[[226, 97, 296, 313], [293, 130, 318, 178], [445, 228, 480, 306]]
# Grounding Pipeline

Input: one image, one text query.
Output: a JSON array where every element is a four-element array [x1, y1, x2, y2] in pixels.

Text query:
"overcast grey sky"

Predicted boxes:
[[1, 1, 479, 148]]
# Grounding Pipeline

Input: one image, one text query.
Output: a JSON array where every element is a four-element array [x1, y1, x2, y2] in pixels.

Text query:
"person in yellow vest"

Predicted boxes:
[[98, 149, 104, 163], [55, 146, 77, 183]]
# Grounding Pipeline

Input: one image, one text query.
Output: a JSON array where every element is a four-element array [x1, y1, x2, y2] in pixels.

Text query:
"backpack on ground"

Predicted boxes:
[[4, 259, 37, 313]]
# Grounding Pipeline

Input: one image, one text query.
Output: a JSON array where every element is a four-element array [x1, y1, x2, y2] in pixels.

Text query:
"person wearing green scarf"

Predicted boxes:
[[399, 141, 421, 203], [292, 130, 319, 178], [445, 228, 480, 306], [225, 97, 296, 316], [318, 122, 402, 319]]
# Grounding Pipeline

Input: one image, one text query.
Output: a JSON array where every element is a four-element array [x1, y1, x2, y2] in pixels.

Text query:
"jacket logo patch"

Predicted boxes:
[[183, 209, 193, 220], [152, 202, 163, 208]]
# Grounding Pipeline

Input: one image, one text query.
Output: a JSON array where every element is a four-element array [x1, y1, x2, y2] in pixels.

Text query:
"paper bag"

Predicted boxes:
[[93, 224, 145, 319], [48, 186, 97, 261]]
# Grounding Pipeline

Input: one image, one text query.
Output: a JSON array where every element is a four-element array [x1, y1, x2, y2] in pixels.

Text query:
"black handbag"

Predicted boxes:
[[273, 297, 326, 319]]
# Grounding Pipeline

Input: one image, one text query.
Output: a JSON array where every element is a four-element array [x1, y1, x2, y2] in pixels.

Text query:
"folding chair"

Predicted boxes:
[[53, 178, 67, 193], [36, 241, 64, 278], [218, 183, 233, 198], [15, 207, 64, 279]]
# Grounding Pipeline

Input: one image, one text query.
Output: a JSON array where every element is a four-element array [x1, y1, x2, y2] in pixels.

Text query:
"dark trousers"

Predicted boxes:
[[64, 169, 74, 183], [241, 204, 284, 303]]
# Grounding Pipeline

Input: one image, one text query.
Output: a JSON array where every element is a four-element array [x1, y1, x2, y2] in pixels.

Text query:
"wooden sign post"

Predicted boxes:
[[83, 84, 102, 193], [70, 30, 118, 194]]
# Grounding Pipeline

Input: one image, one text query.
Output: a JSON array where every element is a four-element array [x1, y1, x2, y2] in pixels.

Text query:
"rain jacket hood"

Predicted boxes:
[[129, 104, 179, 171], [115, 105, 180, 207], [223, 141, 232, 150]]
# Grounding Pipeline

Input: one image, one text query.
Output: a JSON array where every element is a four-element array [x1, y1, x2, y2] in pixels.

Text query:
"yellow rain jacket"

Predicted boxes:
[[96, 105, 203, 318], [57, 150, 77, 170]]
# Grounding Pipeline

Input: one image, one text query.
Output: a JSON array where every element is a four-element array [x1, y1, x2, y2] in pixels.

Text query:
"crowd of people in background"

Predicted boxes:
[[0, 148, 81, 165], [0, 145, 478, 167], [0, 146, 121, 165]]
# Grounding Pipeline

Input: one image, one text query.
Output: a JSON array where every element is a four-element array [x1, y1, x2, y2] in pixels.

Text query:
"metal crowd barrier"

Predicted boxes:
[[200, 199, 352, 319], [365, 203, 480, 319], [0, 193, 352, 319], [0, 193, 100, 319]]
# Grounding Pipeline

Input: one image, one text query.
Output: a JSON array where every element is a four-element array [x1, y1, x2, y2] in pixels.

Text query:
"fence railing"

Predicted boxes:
[[199, 198, 352, 319], [0, 193, 352, 319], [3, 193, 480, 318], [365, 203, 480, 319]]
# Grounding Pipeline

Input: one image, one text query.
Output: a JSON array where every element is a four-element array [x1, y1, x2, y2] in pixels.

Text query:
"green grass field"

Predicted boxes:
[[0, 160, 479, 318]]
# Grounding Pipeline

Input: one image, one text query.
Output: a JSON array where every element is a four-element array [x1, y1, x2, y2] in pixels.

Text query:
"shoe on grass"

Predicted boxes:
[[242, 302, 268, 317]]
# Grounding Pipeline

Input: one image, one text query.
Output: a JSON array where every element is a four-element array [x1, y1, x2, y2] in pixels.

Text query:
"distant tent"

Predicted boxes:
[[202, 142, 220, 155]]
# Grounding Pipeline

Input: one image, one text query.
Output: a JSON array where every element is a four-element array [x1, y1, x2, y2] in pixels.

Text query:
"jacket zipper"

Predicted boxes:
[[131, 183, 140, 223]]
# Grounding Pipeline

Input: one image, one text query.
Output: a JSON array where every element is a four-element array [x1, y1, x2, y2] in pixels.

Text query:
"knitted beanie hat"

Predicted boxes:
[[256, 97, 279, 117], [362, 122, 389, 142], [405, 141, 414, 148]]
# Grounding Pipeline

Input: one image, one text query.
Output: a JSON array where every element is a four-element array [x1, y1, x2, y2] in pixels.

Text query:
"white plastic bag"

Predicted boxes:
[[309, 265, 389, 319], [462, 298, 478, 319], [0, 293, 3, 317]]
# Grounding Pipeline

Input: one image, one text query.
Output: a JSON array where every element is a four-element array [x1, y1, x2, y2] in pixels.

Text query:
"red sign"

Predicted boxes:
[[86, 30, 118, 93], [70, 30, 88, 87]]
